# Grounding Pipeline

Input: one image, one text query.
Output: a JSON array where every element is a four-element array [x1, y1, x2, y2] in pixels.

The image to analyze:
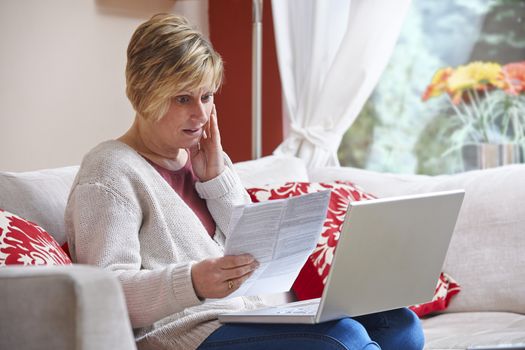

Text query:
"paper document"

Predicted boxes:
[[224, 190, 330, 298]]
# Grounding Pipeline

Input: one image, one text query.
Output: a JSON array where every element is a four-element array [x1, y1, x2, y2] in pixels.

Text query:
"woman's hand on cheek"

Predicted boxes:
[[189, 104, 225, 182], [191, 254, 259, 299]]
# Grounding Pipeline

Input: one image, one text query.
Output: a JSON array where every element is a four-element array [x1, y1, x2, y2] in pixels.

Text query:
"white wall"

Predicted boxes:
[[0, 0, 208, 171]]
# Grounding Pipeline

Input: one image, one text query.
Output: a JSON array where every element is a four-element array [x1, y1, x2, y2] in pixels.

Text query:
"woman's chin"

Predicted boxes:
[[185, 138, 201, 149], [177, 132, 202, 148]]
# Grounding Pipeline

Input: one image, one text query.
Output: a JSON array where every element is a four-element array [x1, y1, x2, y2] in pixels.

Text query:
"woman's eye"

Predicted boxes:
[[176, 96, 190, 104], [201, 94, 213, 103]]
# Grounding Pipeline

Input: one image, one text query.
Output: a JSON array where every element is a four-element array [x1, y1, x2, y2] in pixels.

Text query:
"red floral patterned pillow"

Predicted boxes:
[[247, 181, 375, 300], [0, 208, 72, 266], [409, 272, 461, 317], [247, 181, 461, 317]]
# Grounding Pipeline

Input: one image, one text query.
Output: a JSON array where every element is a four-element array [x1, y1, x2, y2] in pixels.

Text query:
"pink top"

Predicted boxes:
[[145, 155, 216, 238]]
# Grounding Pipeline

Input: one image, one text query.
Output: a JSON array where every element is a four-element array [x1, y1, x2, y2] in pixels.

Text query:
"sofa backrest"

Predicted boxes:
[[310, 164, 525, 314], [0, 166, 79, 244], [0, 155, 307, 245], [233, 155, 309, 187]]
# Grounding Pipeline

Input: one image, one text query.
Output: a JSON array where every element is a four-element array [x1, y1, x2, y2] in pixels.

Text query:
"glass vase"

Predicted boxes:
[[461, 143, 523, 171]]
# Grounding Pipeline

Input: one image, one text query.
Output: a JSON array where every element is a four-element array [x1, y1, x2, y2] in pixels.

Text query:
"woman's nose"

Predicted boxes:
[[192, 101, 209, 122]]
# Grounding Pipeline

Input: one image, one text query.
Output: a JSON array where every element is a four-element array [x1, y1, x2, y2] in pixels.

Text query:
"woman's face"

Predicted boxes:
[[141, 87, 214, 158]]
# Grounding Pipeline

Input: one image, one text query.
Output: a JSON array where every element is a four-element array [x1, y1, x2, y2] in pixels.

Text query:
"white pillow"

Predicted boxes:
[[0, 166, 79, 244], [234, 155, 309, 188], [310, 164, 525, 314]]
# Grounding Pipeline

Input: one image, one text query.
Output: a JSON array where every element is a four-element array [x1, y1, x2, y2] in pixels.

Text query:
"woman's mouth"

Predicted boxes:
[[183, 128, 201, 136]]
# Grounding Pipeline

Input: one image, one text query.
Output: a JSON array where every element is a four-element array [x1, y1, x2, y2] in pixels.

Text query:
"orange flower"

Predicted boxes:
[[421, 60, 525, 145], [422, 67, 453, 101], [446, 61, 502, 104], [501, 61, 525, 95]]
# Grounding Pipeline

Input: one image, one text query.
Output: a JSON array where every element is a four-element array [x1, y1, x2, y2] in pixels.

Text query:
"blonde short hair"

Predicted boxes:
[[126, 13, 223, 120]]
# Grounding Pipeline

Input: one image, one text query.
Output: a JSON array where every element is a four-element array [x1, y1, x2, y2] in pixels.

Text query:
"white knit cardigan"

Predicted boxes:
[[65, 140, 267, 350]]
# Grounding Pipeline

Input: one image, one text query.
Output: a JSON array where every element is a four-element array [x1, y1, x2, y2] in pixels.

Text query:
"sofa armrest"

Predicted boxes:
[[0, 265, 136, 350]]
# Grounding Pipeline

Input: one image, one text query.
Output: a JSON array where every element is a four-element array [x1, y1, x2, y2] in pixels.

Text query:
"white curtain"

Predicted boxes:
[[271, 0, 412, 167]]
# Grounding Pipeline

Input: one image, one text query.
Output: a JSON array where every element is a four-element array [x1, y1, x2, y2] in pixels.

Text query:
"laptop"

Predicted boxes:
[[218, 190, 465, 324]]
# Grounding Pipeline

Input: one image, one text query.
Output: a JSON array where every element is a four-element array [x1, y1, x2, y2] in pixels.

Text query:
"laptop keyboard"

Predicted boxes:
[[274, 301, 319, 315]]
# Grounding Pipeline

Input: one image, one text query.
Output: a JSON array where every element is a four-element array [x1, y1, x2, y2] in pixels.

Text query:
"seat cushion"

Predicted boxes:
[[422, 312, 525, 349]]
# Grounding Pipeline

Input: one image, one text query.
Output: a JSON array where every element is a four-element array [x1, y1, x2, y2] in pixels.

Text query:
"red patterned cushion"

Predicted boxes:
[[247, 181, 461, 317], [0, 208, 72, 266], [247, 181, 375, 300], [409, 272, 461, 317]]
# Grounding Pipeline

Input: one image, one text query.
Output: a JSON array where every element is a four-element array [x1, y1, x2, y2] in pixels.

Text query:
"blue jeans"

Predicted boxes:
[[198, 308, 424, 350]]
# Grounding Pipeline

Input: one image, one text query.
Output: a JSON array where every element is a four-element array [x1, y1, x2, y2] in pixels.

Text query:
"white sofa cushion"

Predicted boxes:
[[233, 155, 309, 188], [0, 166, 79, 244], [309, 164, 525, 314]]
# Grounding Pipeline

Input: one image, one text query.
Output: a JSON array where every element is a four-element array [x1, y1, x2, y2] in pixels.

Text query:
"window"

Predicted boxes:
[[338, 0, 525, 174]]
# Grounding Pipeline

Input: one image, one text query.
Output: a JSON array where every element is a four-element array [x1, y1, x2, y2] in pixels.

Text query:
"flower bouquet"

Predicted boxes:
[[422, 61, 525, 168]]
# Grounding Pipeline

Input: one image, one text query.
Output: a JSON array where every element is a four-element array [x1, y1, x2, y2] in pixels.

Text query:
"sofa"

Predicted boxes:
[[1, 155, 524, 349]]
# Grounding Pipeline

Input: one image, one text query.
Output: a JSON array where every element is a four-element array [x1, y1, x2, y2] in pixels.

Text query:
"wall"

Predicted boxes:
[[0, 0, 282, 171], [0, 0, 209, 171]]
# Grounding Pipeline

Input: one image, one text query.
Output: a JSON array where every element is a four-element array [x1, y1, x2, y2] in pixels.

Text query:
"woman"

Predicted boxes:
[[65, 13, 424, 350]]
